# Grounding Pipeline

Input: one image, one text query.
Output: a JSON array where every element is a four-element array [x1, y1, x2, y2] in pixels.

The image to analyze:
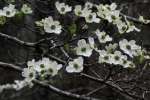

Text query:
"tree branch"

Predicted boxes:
[[80, 73, 144, 100], [0, 61, 100, 100], [0, 32, 53, 47]]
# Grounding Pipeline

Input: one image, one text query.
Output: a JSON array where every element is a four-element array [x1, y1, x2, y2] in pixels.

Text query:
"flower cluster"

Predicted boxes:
[[74, 2, 100, 23], [36, 2, 143, 35], [0, 4, 32, 18], [0, 79, 32, 93], [96, 3, 140, 34], [22, 58, 62, 82], [98, 50, 135, 68], [0, 1, 149, 96], [0, 4, 32, 25]]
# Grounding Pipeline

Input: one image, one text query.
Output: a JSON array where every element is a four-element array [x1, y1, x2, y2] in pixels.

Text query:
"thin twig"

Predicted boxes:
[[0, 32, 53, 47]]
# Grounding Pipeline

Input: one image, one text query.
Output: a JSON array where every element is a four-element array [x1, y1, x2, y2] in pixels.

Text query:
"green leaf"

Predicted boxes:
[[0, 16, 6, 26], [68, 23, 77, 35]]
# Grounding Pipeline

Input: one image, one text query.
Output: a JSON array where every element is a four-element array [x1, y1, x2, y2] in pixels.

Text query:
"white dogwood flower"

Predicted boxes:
[[21, 4, 32, 14], [125, 17, 140, 33], [120, 55, 133, 68], [84, 2, 93, 9], [76, 39, 93, 57], [116, 21, 127, 34], [55, 1, 72, 15], [105, 43, 118, 53], [85, 12, 100, 23], [111, 51, 123, 65], [3, 4, 16, 17], [95, 29, 112, 43], [22, 67, 36, 82], [106, 10, 120, 23], [66, 57, 84, 73], [96, 4, 110, 19], [98, 50, 112, 64], [119, 39, 141, 57], [43, 16, 62, 34], [74, 5, 91, 17], [139, 16, 150, 24], [109, 3, 117, 11]]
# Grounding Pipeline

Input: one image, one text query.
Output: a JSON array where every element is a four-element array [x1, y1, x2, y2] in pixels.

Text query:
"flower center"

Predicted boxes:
[[122, 26, 126, 31], [114, 56, 120, 60], [81, 47, 86, 52], [61, 7, 65, 12], [41, 70, 46, 74], [88, 15, 93, 20], [51, 25, 56, 30], [40, 64, 45, 68], [6, 11, 10, 15], [101, 35, 106, 40], [123, 60, 127, 64], [126, 45, 131, 50], [48, 68, 53, 73], [104, 56, 109, 60], [29, 73, 33, 78], [111, 15, 116, 20], [73, 63, 79, 69], [78, 11, 82, 15]]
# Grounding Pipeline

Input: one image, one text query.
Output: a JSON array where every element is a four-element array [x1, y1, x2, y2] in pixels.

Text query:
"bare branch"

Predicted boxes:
[[0, 32, 53, 47], [81, 73, 144, 100]]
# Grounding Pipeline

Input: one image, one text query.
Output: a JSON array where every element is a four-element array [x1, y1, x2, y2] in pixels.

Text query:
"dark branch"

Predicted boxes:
[[0, 61, 100, 100]]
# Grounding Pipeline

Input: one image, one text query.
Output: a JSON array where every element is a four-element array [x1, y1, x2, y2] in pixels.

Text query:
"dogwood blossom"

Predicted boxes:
[[120, 55, 135, 68], [85, 2, 93, 9], [96, 4, 110, 19], [125, 17, 140, 33], [22, 67, 36, 82], [21, 4, 32, 14], [96, 3, 120, 23], [55, 1, 72, 15], [95, 29, 112, 43], [74, 5, 91, 17], [139, 16, 150, 24], [0, 79, 32, 93], [111, 51, 123, 65], [66, 57, 84, 73], [22, 58, 62, 81], [98, 50, 112, 64], [76, 39, 93, 57], [116, 21, 127, 34], [2, 4, 16, 17], [42, 16, 62, 34], [119, 39, 141, 57], [105, 43, 118, 53], [85, 12, 100, 23]]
